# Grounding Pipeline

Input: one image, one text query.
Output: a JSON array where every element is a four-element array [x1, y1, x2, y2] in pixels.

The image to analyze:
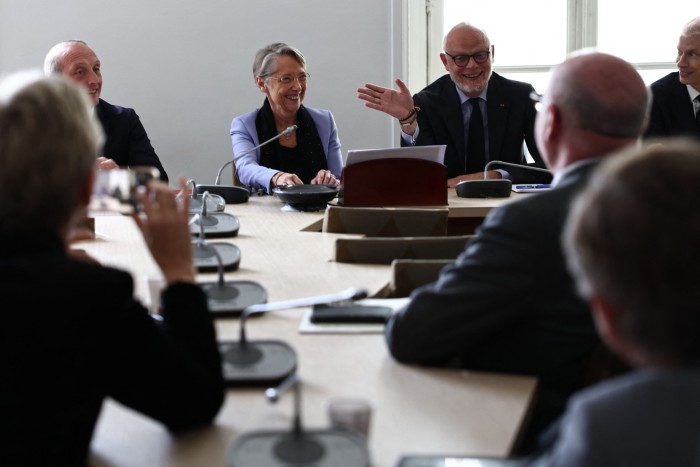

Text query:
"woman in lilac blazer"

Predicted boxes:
[[230, 42, 342, 194]]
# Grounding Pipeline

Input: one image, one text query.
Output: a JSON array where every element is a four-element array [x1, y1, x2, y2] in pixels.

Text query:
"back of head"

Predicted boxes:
[[0, 71, 103, 232], [564, 138, 700, 365], [252, 42, 306, 78], [549, 50, 650, 139]]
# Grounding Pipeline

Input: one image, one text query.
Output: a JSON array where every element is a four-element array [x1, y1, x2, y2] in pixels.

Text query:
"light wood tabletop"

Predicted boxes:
[[78, 190, 536, 467]]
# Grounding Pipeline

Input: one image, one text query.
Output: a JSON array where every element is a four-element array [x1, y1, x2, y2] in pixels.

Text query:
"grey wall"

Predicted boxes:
[[0, 0, 404, 185]]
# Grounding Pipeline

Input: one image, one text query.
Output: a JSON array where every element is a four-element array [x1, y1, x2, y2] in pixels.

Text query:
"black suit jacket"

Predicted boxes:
[[644, 71, 700, 140], [0, 230, 224, 467], [405, 73, 551, 183], [385, 160, 601, 450], [96, 99, 169, 181]]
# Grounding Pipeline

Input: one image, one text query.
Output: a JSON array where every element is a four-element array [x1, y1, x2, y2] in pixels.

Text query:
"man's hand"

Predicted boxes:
[[357, 78, 415, 120]]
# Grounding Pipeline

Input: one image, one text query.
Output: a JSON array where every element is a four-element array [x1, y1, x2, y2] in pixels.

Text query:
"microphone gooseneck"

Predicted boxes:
[[215, 124, 299, 185], [483, 160, 552, 179], [265, 373, 302, 435], [238, 287, 367, 346]]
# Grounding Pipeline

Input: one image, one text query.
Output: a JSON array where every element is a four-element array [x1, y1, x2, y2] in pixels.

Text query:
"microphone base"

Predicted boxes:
[[200, 280, 268, 317], [219, 340, 297, 386], [229, 429, 369, 467], [197, 184, 250, 204], [455, 179, 512, 198]]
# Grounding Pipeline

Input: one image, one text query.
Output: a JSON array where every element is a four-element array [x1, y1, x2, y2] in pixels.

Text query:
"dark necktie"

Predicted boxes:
[[466, 98, 485, 174], [696, 97, 700, 129]]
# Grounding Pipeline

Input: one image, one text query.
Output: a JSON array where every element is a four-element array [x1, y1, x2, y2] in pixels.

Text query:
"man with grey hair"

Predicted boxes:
[[44, 40, 169, 181], [0, 71, 223, 466], [645, 16, 700, 140], [384, 50, 650, 453], [523, 138, 700, 466]]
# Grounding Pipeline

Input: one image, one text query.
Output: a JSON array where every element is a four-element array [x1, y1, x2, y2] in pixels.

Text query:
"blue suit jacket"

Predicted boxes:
[[96, 99, 169, 181], [406, 73, 550, 183], [230, 106, 343, 193], [644, 72, 700, 140]]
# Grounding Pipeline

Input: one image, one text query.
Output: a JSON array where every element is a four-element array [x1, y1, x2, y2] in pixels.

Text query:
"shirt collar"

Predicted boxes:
[[455, 83, 488, 105]]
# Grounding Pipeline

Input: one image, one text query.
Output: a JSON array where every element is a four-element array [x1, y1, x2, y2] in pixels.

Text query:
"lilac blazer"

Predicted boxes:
[[230, 106, 343, 193]]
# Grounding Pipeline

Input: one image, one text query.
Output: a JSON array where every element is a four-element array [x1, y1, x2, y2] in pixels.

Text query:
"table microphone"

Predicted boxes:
[[192, 201, 241, 273], [455, 160, 552, 198], [197, 125, 298, 204], [228, 372, 370, 467], [195, 233, 268, 317], [180, 179, 226, 212], [219, 287, 367, 386], [188, 190, 240, 238]]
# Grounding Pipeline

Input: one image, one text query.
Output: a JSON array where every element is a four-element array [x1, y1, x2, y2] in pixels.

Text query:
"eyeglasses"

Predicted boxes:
[[266, 72, 310, 85], [529, 91, 544, 112], [443, 51, 491, 67]]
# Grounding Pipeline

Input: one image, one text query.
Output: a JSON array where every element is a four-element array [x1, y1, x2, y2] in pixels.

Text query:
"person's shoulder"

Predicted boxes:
[[416, 74, 454, 97], [232, 108, 259, 124], [489, 72, 535, 93], [97, 99, 136, 118], [650, 71, 681, 92]]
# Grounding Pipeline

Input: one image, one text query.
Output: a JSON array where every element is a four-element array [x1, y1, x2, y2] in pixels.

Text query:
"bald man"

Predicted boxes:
[[383, 50, 650, 453], [44, 40, 169, 181], [358, 22, 550, 188]]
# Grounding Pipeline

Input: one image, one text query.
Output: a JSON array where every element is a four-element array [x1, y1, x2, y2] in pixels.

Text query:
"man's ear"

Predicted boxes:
[[439, 53, 448, 69], [589, 292, 630, 358]]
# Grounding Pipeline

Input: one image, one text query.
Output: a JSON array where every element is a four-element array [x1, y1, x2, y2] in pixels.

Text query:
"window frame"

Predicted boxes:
[[404, 0, 678, 93]]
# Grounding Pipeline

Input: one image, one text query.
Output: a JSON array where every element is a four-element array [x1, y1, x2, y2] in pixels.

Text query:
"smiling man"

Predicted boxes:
[[358, 22, 550, 187], [645, 16, 700, 140], [44, 40, 169, 181]]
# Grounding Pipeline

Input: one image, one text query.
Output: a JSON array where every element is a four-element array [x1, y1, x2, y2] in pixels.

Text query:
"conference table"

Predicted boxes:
[[79, 190, 537, 467]]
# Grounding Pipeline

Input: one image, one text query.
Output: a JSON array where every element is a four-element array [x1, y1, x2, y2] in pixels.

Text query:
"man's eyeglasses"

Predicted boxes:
[[267, 72, 310, 85], [444, 51, 491, 67]]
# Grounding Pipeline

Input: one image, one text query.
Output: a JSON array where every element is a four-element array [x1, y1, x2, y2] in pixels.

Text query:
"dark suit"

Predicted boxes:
[[644, 71, 700, 140], [385, 160, 601, 452], [0, 229, 224, 467], [405, 73, 551, 183], [96, 99, 169, 181], [524, 367, 700, 466]]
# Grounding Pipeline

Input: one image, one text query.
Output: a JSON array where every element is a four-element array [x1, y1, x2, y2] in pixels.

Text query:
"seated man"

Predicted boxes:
[[358, 22, 551, 188], [0, 71, 223, 466], [523, 139, 700, 466], [44, 40, 169, 181], [383, 50, 650, 453], [644, 16, 700, 140]]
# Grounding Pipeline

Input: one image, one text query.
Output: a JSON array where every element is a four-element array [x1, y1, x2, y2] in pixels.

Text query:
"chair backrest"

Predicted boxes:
[[333, 235, 472, 265], [323, 205, 449, 237], [388, 259, 454, 297]]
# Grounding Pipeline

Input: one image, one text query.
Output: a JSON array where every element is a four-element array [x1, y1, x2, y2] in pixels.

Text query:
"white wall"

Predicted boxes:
[[0, 0, 405, 185]]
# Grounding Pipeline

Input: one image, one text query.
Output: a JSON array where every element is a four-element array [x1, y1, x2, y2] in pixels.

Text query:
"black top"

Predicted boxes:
[[0, 229, 224, 466], [96, 99, 169, 181]]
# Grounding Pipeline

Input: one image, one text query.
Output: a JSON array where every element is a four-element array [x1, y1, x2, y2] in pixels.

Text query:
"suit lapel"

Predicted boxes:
[[670, 78, 698, 133]]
